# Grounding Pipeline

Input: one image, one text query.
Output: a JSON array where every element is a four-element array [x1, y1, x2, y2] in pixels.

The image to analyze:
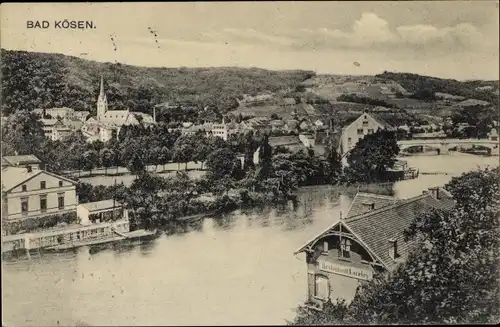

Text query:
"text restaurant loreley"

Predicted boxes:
[[294, 189, 455, 310]]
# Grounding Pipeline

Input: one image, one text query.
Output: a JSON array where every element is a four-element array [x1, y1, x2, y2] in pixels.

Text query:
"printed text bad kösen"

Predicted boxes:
[[27, 20, 96, 29]]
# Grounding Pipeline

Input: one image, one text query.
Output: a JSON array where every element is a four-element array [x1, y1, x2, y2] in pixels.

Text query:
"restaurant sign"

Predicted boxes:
[[318, 260, 373, 281]]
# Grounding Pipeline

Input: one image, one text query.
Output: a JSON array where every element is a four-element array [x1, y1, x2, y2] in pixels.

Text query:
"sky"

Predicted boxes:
[[1, 1, 499, 80]]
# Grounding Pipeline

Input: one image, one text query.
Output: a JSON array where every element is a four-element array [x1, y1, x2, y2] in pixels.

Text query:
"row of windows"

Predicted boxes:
[[20, 193, 65, 214], [322, 239, 351, 259], [357, 128, 375, 135], [21, 181, 63, 192]]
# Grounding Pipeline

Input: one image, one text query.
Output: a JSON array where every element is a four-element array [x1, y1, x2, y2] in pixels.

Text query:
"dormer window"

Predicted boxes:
[[362, 202, 375, 210], [22, 185, 27, 192], [339, 239, 351, 259], [362, 120, 369, 127], [389, 238, 399, 260]]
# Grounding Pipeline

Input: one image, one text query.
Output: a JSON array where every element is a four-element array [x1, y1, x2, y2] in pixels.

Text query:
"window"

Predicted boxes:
[[40, 181, 46, 189], [357, 129, 364, 135], [322, 241, 329, 254], [314, 275, 330, 300], [362, 120, 369, 127], [492, 136, 498, 141], [368, 128, 374, 134], [339, 238, 351, 259], [21, 198, 29, 214], [40, 195, 47, 212], [58, 193, 65, 210], [347, 137, 352, 144], [59, 181, 63, 187], [22, 185, 27, 192]]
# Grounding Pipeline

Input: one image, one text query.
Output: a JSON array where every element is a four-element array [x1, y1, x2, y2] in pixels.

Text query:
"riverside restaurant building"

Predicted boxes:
[[294, 188, 455, 310]]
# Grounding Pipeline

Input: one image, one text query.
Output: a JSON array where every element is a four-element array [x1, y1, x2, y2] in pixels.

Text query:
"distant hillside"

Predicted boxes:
[[1, 49, 315, 116], [376, 72, 499, 106]]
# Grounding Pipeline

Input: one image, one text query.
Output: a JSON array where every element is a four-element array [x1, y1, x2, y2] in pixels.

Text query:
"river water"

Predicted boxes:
[[2, 153, 498, 326]]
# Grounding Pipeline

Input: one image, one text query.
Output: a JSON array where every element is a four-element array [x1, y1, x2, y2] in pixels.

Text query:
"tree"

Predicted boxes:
[[127, 151, 146, 177], [100, 148, 115, 176], [148, 146, 161, 172], [82, 150, 99, 176], [172, 135, 197, 170], [1, 109, 46, 156], [257, 134, 273, 179], [158, 146, 172, 170], [205, 148, 242, 182], [325, 146, 342, 184], [344, 130, 400, 184]]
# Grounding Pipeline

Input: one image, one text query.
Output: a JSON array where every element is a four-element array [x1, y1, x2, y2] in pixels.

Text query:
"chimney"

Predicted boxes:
[[153, 106, 156, 124], [428, 187, 439, 199], [388, 238, 398, 260], [26, 166, 32, 173], [362, 202, 375, 210]]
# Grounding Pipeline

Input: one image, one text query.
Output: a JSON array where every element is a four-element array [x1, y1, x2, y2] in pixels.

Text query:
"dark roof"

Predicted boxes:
[[368, 112, 394, 129], [345, 192, 453, 270], [3, 155, 42, 166], [346, 192, 399, 218], [268, 136, 302, 147], [295, 190, 455, 271]]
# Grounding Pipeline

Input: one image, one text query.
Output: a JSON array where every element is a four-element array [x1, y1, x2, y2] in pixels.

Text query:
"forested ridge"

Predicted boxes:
[[1, 49, 315, 116], [377, 71, 499, 105]]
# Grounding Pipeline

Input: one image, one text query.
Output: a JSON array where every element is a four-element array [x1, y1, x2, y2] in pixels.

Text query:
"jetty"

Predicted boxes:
[[44, 229, 157, 251]]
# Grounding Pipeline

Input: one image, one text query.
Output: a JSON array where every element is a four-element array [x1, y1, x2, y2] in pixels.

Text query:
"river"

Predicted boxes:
[[3, 153, 498, 326]]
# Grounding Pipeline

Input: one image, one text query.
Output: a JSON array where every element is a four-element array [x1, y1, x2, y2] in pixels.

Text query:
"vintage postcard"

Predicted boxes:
[[1, 1, 499, 326]]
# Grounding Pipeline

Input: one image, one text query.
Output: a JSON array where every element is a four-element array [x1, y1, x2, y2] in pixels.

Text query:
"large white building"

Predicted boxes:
[[1, 166, 78, 221], [338, 111, 393, 157], [82, 76, 156, 142]]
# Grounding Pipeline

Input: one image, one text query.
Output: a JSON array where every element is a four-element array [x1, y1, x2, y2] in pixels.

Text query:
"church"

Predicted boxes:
[[81, 76, 156, 142]]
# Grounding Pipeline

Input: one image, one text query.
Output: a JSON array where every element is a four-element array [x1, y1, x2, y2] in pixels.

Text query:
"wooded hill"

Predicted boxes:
[[1, 49, 315, 116]]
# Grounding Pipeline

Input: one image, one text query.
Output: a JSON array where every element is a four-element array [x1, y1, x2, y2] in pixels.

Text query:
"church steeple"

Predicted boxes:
[[97, 75, 108, 120]]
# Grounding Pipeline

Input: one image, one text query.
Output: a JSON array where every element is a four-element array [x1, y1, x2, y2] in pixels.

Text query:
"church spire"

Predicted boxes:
[[99, 75, 105, 98], [97, 75, 108, 120]]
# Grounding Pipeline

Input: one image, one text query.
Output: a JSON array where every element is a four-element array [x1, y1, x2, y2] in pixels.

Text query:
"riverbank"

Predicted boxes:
[[4, 153, 498, 327]]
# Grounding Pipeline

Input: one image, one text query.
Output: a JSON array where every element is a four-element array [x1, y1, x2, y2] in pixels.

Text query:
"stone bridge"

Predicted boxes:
[[398, 138, 499, 155]]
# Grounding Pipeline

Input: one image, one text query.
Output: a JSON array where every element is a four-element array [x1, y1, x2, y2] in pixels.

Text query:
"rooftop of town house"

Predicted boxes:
[[457, 99, 490, 107], [2, 155, 42, 166], [1, 167, 77, 192], [345, 192, 400, 218], [268, 135, 302, 147], [344, 192, 454, 270], [366, 112, 394, 129], [279, 97, 297, 106], [270, 119, 285, 126], [295, 189, 455, 271], [40, 118, 58, 126], [79, 200, 123, 213]]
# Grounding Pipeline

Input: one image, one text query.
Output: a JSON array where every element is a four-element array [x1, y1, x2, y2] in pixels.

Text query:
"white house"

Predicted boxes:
[[339, 111, 393, 157], [1, 166, 78, 221]]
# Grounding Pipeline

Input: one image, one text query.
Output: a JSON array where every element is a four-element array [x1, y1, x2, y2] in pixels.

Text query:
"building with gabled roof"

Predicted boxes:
[[338, 111, 394, 160], [294, 187, 454, 310], [1, 166, 77, 224], [2, 155, 43, 170]]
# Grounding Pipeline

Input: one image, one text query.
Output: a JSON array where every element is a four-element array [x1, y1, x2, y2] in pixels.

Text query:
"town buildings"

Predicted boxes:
[[338, 111, 394, 158], [82, 76, 156, 142], [294, 187, 455, 310], [1, 166, 78, 221]]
